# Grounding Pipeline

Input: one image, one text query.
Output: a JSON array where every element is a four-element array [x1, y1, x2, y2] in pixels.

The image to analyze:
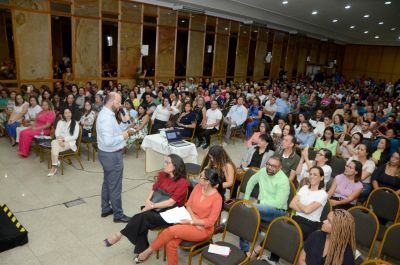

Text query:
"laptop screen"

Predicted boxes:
[[166, 130, 182, 142]]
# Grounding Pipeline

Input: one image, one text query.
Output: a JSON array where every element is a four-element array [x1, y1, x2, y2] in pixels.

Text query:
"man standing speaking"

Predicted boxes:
[[96, 92, 133, 223]]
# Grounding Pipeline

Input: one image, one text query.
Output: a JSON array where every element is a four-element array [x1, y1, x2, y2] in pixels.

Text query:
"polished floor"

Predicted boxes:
[[0, 137, 249, 265]]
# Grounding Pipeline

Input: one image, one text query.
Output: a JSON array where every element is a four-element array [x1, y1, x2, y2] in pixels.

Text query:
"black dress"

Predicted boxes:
[[178, 111, 196, 137], [304, 231, 355, 265]]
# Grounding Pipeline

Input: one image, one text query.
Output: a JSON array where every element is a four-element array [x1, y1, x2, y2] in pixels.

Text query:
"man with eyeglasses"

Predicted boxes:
[[274, 134, 301, 181], [239, 156, 290, 255]]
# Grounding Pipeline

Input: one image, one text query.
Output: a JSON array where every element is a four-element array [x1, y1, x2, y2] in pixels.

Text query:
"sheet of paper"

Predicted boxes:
[[160, 207, 192, 224], [208, 244, 231, 256]]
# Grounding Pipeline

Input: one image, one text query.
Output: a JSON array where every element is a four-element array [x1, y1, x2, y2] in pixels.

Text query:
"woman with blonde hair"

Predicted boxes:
[[299, 209, 357, 265]]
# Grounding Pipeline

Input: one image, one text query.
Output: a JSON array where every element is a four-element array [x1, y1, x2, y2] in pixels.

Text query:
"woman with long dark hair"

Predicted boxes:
[[103, 154, 189, 260], [47, 107, 79, 176], [314, 126, 338, 155], [135, 168, 222, 264]]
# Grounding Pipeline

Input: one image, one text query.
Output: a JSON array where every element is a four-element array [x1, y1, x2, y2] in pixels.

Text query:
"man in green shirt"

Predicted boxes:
[[240, 156, 290, 253]]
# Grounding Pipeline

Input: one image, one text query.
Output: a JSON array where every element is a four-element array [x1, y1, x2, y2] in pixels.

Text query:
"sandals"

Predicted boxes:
[[134, 254, 146, 264]]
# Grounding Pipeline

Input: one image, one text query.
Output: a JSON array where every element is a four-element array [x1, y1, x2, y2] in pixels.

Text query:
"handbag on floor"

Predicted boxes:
[[0, 204, 29, 252]]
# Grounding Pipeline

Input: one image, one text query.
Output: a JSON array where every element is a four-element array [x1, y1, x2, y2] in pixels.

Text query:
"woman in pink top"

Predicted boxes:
[[18, 100, 55, 157], [135, 168, 223, 265], [327, 160, 363, 210], [246, 121, 267, 148]]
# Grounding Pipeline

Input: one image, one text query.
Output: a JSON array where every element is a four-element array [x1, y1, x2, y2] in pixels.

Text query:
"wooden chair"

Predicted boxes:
[[210, 117, 224, 144], [58, 127, 84, 175], [80, 117, 97, 161], [182, 123, 197, 143], [230, 123, 246, 144]]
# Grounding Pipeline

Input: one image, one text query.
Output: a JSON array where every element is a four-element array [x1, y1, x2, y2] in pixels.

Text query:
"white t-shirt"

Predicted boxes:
[[270, 125, 282, 136], [347, 156, 375, 184], [295, 186, 328, 222], [151, 105, 172, 122], [205, 108, 222, 130], [264, 101, 277, 120], [297, 161, 332, 185], [25, 105, 42, 120]]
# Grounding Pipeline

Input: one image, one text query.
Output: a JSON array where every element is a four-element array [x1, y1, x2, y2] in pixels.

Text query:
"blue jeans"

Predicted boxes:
[[6, 121, 20, 139], [246, 120, 260, 139], [360, 183, 372, 200], [239, 204, 286, 252]]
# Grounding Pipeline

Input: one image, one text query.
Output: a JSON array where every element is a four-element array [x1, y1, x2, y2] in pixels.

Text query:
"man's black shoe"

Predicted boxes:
[[101, 209, 113, 218], [113, 215, 131, 223]]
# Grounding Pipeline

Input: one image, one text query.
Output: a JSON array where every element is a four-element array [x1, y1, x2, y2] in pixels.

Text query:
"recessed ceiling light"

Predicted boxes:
[[332, 19, 338, 23], [282, 1, 288, 4], [379, 21, 384, 25], [350, 25, 355, 29], [363, 14, 370, 18], [374, 35, 380, 39], [391, 28, 396, 31], [385, 1, 391, 4], [364, 30, 369, 34], [345, 4, 351, 9], [312, 10, 318, 15]]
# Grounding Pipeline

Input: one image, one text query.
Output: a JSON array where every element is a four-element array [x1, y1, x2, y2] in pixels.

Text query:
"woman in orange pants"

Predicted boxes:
[[135, 168, 223, 264]]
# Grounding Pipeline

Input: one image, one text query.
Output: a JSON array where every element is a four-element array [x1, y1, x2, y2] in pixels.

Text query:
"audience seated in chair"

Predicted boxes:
[[175, 102, 196, 138], [223, 96, 248, 144], [245, 97, 263, 139], [295, 121, 316, 149], [134, 168, 222, 265], [18, 100, 55, 157], [103, 154, 189, 262], [246, 121, 268, 148], [240, 133, 274, 170], [151, 97, 173, 134], [196, 100, 222, 149], [337, 132, 363, 160], [47, 108, 80, 176], [274, 134, 301, 181], [5, 94, 28, 146], [79, 101, 96, 137], [327, 160, 363, 210], [371, 149, 400, 196], [126, 105, 150, 149], [314, 126, 338, 155], [16, 96, 42, 143]]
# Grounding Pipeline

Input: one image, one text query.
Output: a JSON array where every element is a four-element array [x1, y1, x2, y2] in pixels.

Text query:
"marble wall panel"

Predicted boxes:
[[212, 34, 229, 77], [234, 36, 250, 78], [14, 0, 49, 11], [102, 0, 118, 13], [15, 11, 51, 80], [119, 22, 141, 77], [270, 31, 284, 79], [216, 18, 229, 34], [74, 18, 100, 78], [253, 40, 267, 80], [74, 0, 99, 17], [158, 8, 176, 27], [120, 1, 141, 23], [285, 35, 297, 79], [190, 14, 205, 31], [186, 30, 205, 78], [156, 26, 176, 78]]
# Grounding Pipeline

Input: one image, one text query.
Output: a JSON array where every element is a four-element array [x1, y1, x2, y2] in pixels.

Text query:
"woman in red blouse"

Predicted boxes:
[[135, 168, 223, 264], [103, 154, 189, 257]]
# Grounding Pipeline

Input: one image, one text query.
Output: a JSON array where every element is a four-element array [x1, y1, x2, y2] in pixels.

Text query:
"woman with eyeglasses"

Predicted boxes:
[[103, 154, 189, 260], [298, 210, 357, 265], [327, 160, 363, 210], [347, 143, 375, 200], [314, 127, 338, 155], [295, 147, 332, 186], [246, 121, 268, 148], [134, 168, 222, 264]]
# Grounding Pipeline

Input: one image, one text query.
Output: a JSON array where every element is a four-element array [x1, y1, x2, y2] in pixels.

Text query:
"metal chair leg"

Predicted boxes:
[[76, 155, 84, 170]]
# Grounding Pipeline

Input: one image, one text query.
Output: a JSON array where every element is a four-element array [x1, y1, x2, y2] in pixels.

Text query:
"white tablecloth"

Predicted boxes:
[[141, 134, 198, 173]]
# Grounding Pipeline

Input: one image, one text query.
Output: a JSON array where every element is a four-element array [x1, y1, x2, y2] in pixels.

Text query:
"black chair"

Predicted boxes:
[[348, 206, 379, 258], [222, 168, 258, 212], [320, 199, 332, 222], [377, 223, 400, 262], [329, 156, 346, 178], [360, 259, 391, 265], [80, 118, 97, 161], [199, 200, 260, 265], [248, 216, 303, 265], [365, 187, 400, 240], [184, 151, 209, 178]]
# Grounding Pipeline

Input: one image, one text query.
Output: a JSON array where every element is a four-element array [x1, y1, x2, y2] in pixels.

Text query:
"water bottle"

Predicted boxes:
[[40, 129, 44, 139]]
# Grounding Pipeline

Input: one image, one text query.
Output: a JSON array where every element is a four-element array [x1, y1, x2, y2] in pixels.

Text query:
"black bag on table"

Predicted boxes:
[[0, 204, 28, 252]]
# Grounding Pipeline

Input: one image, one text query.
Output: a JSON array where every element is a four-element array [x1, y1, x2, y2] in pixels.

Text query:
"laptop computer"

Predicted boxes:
[[165, 129, 191, 147]]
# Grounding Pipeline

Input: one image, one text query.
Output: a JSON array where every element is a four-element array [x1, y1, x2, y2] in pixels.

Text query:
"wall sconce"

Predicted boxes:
[[207, 45, 213, 53], [265, 52, 272, 63], [306, 56, 311, 62]]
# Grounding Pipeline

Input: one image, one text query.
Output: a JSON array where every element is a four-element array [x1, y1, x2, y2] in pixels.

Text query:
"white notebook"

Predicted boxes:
[[208, 244, 231, 256], [160, 207, 192, 224]]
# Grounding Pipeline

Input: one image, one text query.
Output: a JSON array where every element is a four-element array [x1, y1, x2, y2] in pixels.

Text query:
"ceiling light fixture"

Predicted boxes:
[[364, 30, 369, 34], [332, 19, 338, 23], [345, 4, 351, 9], [282, 1, 288, 4], [379, 21, 384, 25], [374, 35, 380, 39], [391, 28, 396, 31], [350, 25, 355, 29], [312, 10, 318, 15], [363, 14, 370, 18], [385, 1, 391, 4]]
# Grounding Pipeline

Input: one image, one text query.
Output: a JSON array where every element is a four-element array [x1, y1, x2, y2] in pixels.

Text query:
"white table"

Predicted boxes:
[[141, 134, 198, 173]]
